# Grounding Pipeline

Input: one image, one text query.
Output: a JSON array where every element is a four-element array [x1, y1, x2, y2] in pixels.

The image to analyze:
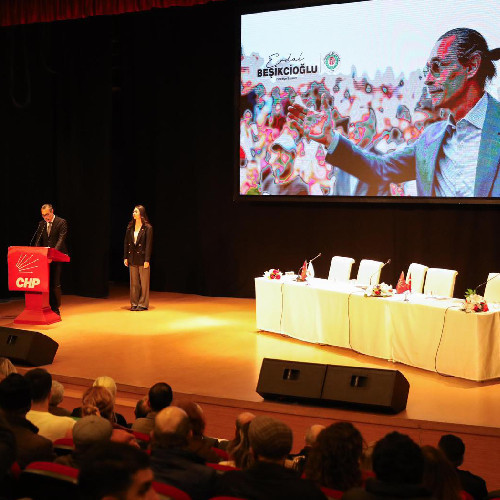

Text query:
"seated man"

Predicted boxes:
[[215, 415, 326, 500], [132, 382, 173, 434], [78, 441, 159, 500], [438, 434, 488, 500], [150, 406, 217, 500], [343, 431, 433, 500], [24, 368, 75, 441], [56, 415, 113, 469], [0, 374, 54, 468]]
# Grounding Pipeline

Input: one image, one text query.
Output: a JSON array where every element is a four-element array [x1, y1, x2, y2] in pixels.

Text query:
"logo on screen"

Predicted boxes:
[[16, 254, 39, 274], [324, 52, 340, 71]]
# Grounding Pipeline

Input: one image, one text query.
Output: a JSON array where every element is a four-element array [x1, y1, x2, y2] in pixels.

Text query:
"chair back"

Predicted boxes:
[[20, 461, 79, 500], [423, 268, 458, 297], [320, 487, 344, 499], [357, 259, 383, 285], [407, 263, 428, 294], [484, 273, 500, 302], [328, 256, 355, 282], [153, 481, 192, 500]]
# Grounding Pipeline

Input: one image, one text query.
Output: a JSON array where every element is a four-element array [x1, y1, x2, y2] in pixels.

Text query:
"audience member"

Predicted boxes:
[[305, 421, 363, 491], [24, 368, 75, 441], [422, 445, 462, 500], [134, 396, 149, 420], [79, 441, 159, 500], [56, 415, 113, 468], [0, 415, 16, 500], [48, 379, 72, 417], [150, 406, 217, 500], [0, 358, 16, 382], [0, 373, 55, 468], [438, 434, 488, 500], [82, 386, 115, 421], [176, 399, 220, 463], [215, 415, 327, 499], [132, 382, 173, 434], [223, 411, 255, 469], [287, 423, 325, 474], [343, 431, 433, 500], [73, 376, 128, 427]]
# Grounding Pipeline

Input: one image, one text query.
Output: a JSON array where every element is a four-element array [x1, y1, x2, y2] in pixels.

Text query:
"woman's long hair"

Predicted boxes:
[[227, 420, 254, 470], [305, 422, 364, 491], [422, 445, 462, 500], [127, 205, 150, 229], [82, 386, 115, 423]]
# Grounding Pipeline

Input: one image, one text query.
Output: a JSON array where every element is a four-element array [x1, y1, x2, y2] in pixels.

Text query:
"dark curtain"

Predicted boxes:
[[1, 17, 112, 299], [2, 1, 500, 302], [0, 0, 224, 27]]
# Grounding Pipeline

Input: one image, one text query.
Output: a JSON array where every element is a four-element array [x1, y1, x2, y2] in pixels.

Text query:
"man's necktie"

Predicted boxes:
[[47, 222, 52, 236]]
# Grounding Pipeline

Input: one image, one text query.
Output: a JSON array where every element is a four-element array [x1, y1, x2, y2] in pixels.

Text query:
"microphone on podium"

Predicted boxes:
[[369, 258, 391, 285]]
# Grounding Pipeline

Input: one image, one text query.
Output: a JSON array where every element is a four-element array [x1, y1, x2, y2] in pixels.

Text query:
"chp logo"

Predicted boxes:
[[324, 51, 340, 71], [15, 253, 41, 289]]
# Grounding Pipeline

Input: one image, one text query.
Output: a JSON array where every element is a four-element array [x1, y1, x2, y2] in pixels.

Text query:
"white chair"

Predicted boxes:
[[407, 263, 428, 294], [423, 268, 458, 298], [328, 256, 355, 282], [356, 259, 384, 285], [484, 273, 500, 302]]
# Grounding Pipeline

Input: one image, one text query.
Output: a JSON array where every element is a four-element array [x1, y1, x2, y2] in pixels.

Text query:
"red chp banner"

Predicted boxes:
[[8, 247, 50, 293]]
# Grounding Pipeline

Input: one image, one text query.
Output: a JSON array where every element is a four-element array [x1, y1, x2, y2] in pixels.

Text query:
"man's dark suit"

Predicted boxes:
[[34, 215, 68, 314]]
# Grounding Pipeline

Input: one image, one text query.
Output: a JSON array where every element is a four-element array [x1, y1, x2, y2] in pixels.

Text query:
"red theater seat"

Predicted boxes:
[[153, 481, 192, 500], [20, 461, 79, 500]]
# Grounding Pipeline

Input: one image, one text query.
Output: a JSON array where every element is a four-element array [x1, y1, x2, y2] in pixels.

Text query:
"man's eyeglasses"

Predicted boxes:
[[423, 60, 452, 78]]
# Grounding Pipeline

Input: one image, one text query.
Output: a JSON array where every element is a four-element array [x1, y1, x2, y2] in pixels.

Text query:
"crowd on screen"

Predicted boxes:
[[0, 357, 494, 500], [239, 66, 442, 196]]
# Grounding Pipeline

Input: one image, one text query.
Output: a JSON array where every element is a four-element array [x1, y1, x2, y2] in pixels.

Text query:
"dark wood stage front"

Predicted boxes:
[[1, 286, 500, 488]]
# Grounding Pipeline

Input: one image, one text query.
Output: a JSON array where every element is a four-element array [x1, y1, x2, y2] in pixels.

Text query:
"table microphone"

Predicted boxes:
[[296, 253, 322, 281], [369, 258, 391, 285], [472, 272, 500, 294]]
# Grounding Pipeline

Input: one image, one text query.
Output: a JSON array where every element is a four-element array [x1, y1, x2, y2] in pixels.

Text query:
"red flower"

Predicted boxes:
[[483, 303, 489, 312], [375, 289, 381, 295], [275, 274, 281, 280]]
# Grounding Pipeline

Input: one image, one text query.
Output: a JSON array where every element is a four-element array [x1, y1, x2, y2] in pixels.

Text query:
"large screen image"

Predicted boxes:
[[239, 0, 500, 199]]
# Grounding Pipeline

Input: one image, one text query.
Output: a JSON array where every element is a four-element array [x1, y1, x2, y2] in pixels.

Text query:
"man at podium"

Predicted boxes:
[[33, 204, 68, 316]]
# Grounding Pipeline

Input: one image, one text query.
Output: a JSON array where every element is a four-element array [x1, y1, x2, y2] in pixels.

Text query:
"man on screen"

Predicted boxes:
[[34, 204, 68, 316], [260, 129, 309, 195], [288, 28, 500, 197]]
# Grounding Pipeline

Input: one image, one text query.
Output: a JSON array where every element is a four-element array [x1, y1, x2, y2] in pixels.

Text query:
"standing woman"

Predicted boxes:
[[124, 205, 153, 311]]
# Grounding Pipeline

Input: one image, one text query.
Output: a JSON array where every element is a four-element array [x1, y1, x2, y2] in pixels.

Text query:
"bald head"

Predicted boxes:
[[305, 424, 325, 446], [153, 406, 191, 449]]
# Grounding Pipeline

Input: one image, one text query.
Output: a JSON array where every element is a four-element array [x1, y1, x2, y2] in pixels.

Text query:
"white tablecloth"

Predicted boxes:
[[255, 277, 500, 381]]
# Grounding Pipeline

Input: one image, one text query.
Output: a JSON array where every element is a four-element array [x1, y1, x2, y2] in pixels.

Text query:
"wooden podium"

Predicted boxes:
[[8, 246, 70, 325]]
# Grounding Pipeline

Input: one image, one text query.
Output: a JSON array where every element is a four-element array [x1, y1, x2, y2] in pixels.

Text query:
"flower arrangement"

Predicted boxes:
[[365, 282, 393, 297], [264, 269, 282, 280], [462, 289, 489, 313]]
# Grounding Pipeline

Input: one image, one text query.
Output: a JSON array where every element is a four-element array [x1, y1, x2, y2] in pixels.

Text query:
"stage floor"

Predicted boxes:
[[1, 285, 500, 429]]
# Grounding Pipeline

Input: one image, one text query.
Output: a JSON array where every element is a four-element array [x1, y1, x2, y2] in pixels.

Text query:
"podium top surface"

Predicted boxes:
[[8, 246, 70, 263]]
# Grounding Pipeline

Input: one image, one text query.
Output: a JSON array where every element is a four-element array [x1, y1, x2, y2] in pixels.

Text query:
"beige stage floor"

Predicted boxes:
[[1, 285, 500, 429]]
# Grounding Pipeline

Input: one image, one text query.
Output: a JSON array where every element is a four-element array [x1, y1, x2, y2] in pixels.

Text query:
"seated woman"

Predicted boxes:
[[176, 399, 221, 463], [71, 376, 128, 427], [222, 412, 256, 469], [305, 422, 364, 492]]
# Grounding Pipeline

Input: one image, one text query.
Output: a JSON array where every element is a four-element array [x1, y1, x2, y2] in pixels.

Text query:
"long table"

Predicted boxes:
[[255, 277, 500, 381]]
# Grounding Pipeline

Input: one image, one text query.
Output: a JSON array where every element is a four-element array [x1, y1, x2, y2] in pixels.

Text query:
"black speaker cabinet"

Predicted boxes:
[[322, 365, 409, 413], [0, 327, 59, 366], [256, 358, 327, 403]]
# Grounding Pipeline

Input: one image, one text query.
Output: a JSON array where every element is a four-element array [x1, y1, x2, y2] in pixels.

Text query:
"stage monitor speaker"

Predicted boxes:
[[0, 327, 58, 366], [256, 358, 327, 403], [322, 365, 409, 413]]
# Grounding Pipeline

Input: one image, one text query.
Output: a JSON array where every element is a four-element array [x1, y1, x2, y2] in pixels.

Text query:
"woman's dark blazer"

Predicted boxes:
[[124, 223, 153, 266]]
